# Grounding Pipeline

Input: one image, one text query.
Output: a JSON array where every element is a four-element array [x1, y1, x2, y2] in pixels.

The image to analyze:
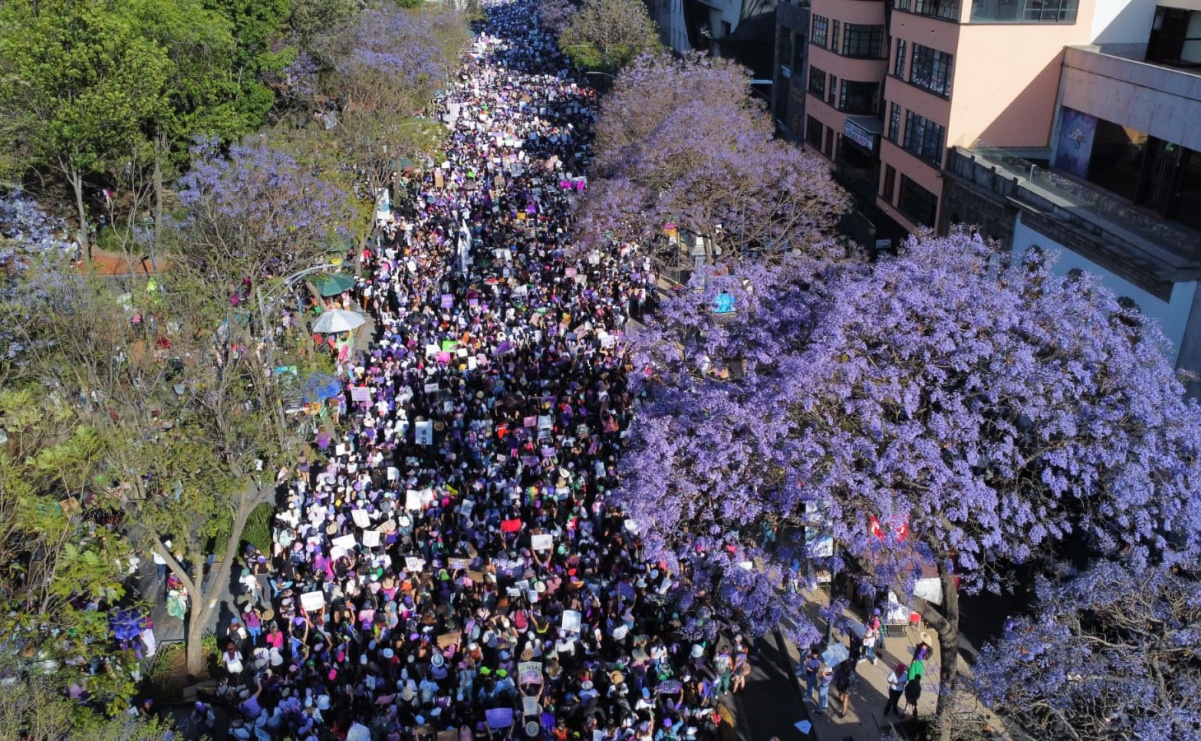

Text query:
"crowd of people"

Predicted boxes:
[[200, 2, 746, 740]]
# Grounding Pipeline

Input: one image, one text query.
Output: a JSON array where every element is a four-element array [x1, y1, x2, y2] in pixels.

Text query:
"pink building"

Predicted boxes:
[[803, 0, 1099, 233]]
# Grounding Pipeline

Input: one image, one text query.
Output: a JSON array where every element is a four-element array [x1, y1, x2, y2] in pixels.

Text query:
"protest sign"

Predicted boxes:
[[332, 534, 357, 550], [350, 386, 372, 402], [561, 610, 581, 633], [531, 534, 553, 551], [362, 530, 381, 548], [300, 591, 325, 612], [351, 509, 371, 528], [518, 662, 543, 685]]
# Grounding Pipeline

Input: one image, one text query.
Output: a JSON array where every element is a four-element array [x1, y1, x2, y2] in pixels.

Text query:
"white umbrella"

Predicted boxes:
[[311, 309, 366, 334]]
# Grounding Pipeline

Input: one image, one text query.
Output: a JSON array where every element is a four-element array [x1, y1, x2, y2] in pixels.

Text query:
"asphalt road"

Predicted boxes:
[[734, 633, 817, 741]]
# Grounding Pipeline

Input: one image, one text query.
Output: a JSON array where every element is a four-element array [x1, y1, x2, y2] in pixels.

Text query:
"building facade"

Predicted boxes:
[[772, 0, 812, 138]]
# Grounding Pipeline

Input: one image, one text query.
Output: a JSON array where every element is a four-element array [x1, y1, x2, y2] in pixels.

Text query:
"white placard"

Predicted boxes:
[[362, 530, 381, 548], [300, 591, 326, 612], [406, 490, 422, 511], [405, 556, 425, 572], [332, 534, 357, 550], [538, 415, 552, 430], [561, 610, 581, 634], [415, 420, 433, 446], [531, 534, 553, 551], [351, 509, 371, 528]]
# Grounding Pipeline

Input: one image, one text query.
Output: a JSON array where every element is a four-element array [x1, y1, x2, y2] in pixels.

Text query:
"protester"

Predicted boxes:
[[214, 2, 730, 739]]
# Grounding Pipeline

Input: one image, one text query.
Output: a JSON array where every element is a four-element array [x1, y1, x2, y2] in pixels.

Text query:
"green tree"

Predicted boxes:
[[0, 673, 174, 741], [0, 385, 140, 715], [204, 0, 295, 128], [3, 268, 299, 677], [559, 0, 661, 73], [0, 0, 170, 258]]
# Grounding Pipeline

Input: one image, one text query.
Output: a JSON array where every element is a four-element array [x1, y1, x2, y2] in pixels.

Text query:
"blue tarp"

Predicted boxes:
[[301, 373, 343, 404]]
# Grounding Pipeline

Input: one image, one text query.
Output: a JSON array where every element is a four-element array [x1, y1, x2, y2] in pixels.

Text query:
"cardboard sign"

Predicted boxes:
[[351, 509, 371, 528], [522, 695, 540, 715], [332, 534, 357, 550], [350, 386, 372, 402], [300, 591, 326, 612], [362, 530, 381, 548], [437, 631, 461, 648], [441, 294, 454, 309], [449, 557, 472, 571], [435, 351, 452, 364], [486, 708, 514, 730], [405, 556, 425, 572], [518, 661, 543, 685], [531, 534, 553, 551], [406, 490, 422, 512]]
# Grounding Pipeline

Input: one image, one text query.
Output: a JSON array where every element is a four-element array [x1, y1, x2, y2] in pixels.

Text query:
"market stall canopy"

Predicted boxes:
[[312, 309, 366, 334], [312, 273, 356, 297]]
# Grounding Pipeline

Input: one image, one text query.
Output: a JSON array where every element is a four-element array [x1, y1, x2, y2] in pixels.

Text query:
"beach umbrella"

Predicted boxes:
[[312, 309, 366, 334]]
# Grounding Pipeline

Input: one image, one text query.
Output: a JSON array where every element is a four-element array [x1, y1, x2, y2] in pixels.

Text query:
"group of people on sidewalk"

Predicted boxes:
[[188, 2, 747, 740], [800, 610, 932, 722]]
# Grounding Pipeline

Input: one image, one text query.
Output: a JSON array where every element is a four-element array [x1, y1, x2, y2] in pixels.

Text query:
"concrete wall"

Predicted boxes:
[[1091, 0, 1157, 46], [1059, 46, 1201, 152], [1013, 213, 1198, 365], [948, 21, 1096, 149]]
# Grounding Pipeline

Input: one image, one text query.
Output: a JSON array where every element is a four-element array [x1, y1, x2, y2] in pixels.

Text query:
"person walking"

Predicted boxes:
[[883, 663, 906, 716], [833, 659, 856, 718], [864, 611, 882, 665]]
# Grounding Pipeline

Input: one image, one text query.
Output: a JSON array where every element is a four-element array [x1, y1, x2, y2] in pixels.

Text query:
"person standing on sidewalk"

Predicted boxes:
[[816, 666, 834, 714], [864, 611, 882, 665], [801, 648, 822, 703], [883, 663, 906, 716]]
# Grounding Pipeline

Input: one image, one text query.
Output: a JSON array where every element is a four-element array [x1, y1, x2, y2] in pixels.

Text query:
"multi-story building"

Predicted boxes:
[[771, 0, 811, 137], [792, 0, 1201, 391]]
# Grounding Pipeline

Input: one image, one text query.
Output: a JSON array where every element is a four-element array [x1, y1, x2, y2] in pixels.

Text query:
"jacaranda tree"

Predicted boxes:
[[617, 234, 1201, 736], [973, 560, 1201, 739], [579, 53, 848, 269]]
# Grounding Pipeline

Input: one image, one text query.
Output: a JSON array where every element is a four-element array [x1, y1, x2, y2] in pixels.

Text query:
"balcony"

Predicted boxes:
[[1061, 46, 1201, 154], [945, 146, 1201, 290]]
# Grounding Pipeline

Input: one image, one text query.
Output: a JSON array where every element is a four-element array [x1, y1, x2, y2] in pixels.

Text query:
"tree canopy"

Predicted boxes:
[[617, 234, 1201, 731], [559, 0, 661, 73]]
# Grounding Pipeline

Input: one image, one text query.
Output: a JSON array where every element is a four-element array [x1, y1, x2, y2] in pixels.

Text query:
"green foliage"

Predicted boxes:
[[243, 501, 277, 555], [559, 0, 661, 73], [0, 675, 175, 741], [203, 0, 295, 128], [0, 0, 171, 182]]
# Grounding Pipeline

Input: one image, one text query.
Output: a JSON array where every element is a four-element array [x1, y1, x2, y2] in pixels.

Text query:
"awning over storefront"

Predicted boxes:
[[844, 116, 883, 153]]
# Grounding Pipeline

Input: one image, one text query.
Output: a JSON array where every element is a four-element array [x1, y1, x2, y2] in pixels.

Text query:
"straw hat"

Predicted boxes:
[[261, 609, 275, 621], [609, 670, 624, 685]]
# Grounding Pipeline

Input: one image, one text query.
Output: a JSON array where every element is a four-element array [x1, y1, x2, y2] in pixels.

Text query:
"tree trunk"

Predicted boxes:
[[933, 565, 962, 740], [185, 598, 209, 679], [909, 555, 962, 740], [68, 166, 90, 261], [152, 133, 165, 272]]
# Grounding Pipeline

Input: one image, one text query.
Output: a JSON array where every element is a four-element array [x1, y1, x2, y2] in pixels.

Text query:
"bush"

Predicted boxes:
[[241, 501, 275, 555]]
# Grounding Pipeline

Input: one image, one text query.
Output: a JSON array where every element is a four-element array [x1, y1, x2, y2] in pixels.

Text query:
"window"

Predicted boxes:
[[898, 0, 960, 21], [894, 39, 907, 77], [828, 75, 838, 106], [903, 110, 945, 165], [842, 24, 886, 58], [883, 165, 898, 203], [970, 0, 1078, 23], [808, 66, 826, 97], [812, 15, 829, 48], [910, 44, 953, 97], [778, 29, 794, 76], [839, 80, 880, 115], [898, 175, 938, 226], [832, 21, 841, 53], [806, 116, 824, 149], [888, 102, 902, 142], [825, 127, 834, 158], [1147, 7, 1201, 67]]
